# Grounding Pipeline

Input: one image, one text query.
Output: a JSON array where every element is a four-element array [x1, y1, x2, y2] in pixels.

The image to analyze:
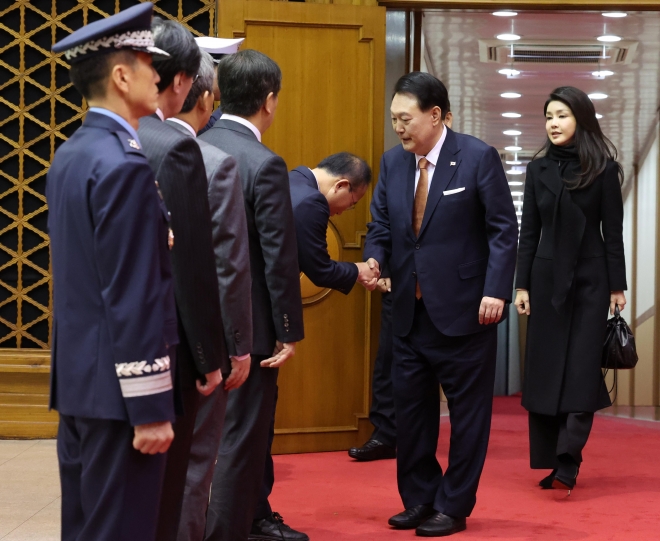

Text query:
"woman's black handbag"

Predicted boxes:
[[602, 305, 638, 370]]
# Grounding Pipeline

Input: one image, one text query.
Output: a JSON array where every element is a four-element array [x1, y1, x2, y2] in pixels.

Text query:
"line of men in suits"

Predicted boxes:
[[47, 4, 381, 541]]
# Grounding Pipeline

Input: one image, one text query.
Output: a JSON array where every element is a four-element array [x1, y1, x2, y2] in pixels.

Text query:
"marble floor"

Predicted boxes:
[[0, 440, 60, 541]]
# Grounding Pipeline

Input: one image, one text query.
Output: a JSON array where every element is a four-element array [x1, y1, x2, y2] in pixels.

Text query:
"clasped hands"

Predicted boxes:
[[355, 258, 381, 291]]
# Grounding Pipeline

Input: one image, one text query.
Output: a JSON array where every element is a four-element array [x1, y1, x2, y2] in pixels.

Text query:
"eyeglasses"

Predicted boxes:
[[193, 73, 200, 83], [347, 185, 358, 210]]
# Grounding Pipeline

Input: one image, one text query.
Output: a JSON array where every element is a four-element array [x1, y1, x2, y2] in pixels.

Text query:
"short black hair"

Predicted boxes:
[[394, 72, 450, 119], [69, 50, 136, 100], [317, 152, 372, 189], [217, 49, 281, 117], [151, 17, 200, 92]]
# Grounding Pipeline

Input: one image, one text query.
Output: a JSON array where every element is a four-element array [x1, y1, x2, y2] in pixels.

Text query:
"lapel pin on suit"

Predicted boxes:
[[450, 162, 456, 166]]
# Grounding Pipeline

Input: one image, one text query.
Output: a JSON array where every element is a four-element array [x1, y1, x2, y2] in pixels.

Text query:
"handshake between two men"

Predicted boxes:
[[356, 258, 382, 291]]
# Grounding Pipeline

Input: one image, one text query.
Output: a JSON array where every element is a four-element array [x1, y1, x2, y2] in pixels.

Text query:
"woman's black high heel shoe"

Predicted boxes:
[[539, 469, 558, 489], [552, 457, 579, 494]]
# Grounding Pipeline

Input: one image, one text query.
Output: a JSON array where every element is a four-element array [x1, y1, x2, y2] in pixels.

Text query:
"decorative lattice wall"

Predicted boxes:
[[0, 0, 216, 349]]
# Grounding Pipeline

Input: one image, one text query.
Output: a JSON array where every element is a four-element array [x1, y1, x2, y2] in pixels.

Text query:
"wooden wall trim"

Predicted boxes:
[[378, 0, 660, 10], [636, 305, 656, 328]]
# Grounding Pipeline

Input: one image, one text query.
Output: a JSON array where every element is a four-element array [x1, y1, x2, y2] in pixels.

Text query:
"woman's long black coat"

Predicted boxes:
[[516, 158, 627, 415]]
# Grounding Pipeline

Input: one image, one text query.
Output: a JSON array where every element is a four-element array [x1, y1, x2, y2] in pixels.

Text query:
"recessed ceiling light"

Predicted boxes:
[[508, 181, 524, 186], [603, 12, 627, 18], [505, 146, 522, 152], [511, 191, 524, 196], [596, 113, 603, 119], [497, 33, 521, 41], [506, 160, 522, 165], [597, 35, 622, 42], [498, 68, 520, 76], [513, 200, 524, 206], [592, 70, 614, 77], [501, 92, 522, 98], [503, 130, 522, 136], [493, 11, 517, 16], [502, 112, 522, 118], [588, 93, 608, 100], [507, 169, 524, 175]]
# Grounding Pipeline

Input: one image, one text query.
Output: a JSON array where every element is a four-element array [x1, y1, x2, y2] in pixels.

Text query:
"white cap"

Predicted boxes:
[[195, 37, 244, 57]]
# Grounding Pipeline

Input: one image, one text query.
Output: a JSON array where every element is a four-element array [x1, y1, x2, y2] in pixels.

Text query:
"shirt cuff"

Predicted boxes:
[[232, 353, 250, 362]]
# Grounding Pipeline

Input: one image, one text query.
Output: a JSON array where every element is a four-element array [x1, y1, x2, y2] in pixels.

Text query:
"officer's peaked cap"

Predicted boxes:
[[52, 2, 169, 64], [194, 37, 244, 63]]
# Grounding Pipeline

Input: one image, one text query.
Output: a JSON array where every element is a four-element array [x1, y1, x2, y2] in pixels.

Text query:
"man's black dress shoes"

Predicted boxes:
[[388, 504, 435, 529], [248, 512, 309, 541], [348, 439, 396, 461], [416, 512, 466, 537], [539, 469, 558, 489]]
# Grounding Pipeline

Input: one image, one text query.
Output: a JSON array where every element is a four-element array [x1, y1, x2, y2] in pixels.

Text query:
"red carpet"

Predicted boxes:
[[269, 397, 660, 540]]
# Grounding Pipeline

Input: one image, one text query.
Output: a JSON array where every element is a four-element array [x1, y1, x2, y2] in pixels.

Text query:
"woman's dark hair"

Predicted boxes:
[[537, 86, 623, 189], [151, 17, 200, 92], [317, 152, 372, 189], [217, 50, 281, 117], [393, 72, 450, 120]]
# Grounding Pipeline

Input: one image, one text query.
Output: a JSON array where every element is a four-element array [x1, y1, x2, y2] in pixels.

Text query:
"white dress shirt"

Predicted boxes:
[[155, 108, 165, 121], [167, 117, 197, 138], [414, 126, 448, 195], [220, 114, 262, 142]]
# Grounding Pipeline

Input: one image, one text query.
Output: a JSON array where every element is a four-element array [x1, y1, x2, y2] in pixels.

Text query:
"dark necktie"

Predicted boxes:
[[413, 157, 429, 298]]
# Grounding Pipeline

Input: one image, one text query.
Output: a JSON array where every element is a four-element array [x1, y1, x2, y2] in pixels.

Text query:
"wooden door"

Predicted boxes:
[[219, 0, 386, 453]]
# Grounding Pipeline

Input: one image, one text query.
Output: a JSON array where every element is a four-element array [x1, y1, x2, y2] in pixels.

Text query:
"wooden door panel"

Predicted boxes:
[[219, 0, 385, 453]]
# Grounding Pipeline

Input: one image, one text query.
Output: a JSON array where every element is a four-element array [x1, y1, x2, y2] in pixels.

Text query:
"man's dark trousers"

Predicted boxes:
[[393, 299, 497, 518], [369, 292, 396, 447], [58, 416, 167, 541]]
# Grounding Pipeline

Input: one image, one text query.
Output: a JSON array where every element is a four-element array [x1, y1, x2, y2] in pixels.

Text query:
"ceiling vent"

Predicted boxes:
[[479, 39, 637, 66]]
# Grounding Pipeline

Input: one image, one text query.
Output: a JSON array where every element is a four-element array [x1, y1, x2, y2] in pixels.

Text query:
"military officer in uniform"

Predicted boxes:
[[48, 4, 178, 541]]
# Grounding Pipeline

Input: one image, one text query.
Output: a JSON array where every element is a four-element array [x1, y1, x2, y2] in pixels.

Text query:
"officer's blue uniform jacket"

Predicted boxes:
[[47, 111, 178, 426]]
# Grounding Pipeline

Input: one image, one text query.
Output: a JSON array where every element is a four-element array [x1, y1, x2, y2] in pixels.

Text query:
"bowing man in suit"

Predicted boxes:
[[137, 19, 228, 541], [199, 50, 304, 541], [47, 4, 177, 540], [165, 50, 253, 541], [364, 72, 518, 537]]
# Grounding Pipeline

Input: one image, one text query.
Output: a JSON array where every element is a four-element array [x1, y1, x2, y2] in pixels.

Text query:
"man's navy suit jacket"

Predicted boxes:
[[364, 128, 518, 337], [289, 167, 358, 294]]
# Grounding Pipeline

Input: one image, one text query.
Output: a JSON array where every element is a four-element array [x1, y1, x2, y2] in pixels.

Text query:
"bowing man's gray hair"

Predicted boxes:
[[180, 50, 215, 114]]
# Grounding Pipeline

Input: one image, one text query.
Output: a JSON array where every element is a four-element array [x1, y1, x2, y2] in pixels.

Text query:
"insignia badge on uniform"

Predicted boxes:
[[128, 138, 141, 150]]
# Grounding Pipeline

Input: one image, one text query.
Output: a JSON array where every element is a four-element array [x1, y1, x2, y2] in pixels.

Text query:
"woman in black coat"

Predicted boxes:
[[515, 86, 627, 492]]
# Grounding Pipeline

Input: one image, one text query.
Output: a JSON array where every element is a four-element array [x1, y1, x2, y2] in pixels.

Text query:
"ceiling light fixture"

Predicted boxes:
[[511, 191, 524, 196], [502, 112, 521, 118], [497, 33, 521, 41], [506, 160, 522, 165], [602, 12, 627, 18], [508, 181, 524, 186], [588, 93, 608, 100], [507, 170, 524, 175], [597, 35, 622, 42], [513, 200, 523, 206], [596, 113, 603, 119], [505, 146, 522, 152], [501, 92, 522, 98], [493, 11, 517, 16], [503, 130, 522, 136], [498, 68, 520, 77], [592, 70, 614, 77]]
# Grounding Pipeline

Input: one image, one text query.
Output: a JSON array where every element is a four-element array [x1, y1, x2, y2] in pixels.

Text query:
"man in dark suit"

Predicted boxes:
[[243, 153, 377, 539], [350, 110, 455, 463], [48, 4, 177, 540], [199, 50, 304, 541], [165, 49, 253, 541], [137, 19, 229, 541], [364, 73, 518, 537]]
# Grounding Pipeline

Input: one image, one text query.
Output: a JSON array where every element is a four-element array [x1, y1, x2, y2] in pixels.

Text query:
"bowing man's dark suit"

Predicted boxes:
[[47, 111, 177, 541], [290, 166, 358, 291], [200, 118, 304, 541], [251, 165, 359, 519], [364, 128, 518, 518], [138, 114, 228, 541]]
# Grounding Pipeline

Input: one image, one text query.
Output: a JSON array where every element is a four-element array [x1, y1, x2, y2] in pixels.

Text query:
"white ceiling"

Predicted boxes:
[[422, 9, 660, 196]]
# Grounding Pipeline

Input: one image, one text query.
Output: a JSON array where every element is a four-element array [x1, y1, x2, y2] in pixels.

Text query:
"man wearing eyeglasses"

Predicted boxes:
[[137, 19, 228, 541]]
